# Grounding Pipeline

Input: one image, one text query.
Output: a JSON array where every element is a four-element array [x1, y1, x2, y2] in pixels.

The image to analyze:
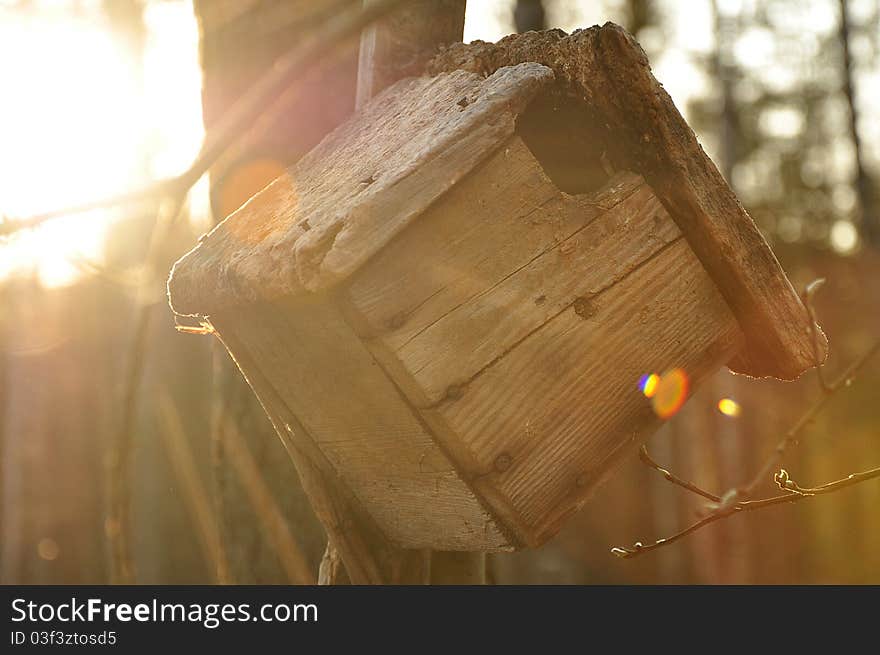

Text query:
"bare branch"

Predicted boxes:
[[617, 313, 880, 560], [802, 278, 830, 392], [613, 463, 880, 559], [0, 181, 175, 238], [730, 335, 880, 504], [774, 466, 880, 496], [639, 445, 721, 503]]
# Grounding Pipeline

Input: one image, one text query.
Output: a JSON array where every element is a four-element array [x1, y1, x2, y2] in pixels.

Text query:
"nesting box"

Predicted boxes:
[[169, 26, 822, 552]]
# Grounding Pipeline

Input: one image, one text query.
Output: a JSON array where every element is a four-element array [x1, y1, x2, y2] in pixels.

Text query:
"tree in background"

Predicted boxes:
[[838, 0, 879, 246], [688, 0, 879, 255], [515, 0, 546, 32]]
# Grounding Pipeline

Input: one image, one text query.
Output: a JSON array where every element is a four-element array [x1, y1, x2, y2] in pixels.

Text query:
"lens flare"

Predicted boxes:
[[37, 538, 60, 561], [717, 398, 741, 417], [651, 368, 689, 419], [639, 373, 660, 398]]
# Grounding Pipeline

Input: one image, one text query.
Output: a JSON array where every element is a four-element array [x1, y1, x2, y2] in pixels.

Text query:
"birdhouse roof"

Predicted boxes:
[[169, 23, 823, 380], [169, 61, 554, 312]]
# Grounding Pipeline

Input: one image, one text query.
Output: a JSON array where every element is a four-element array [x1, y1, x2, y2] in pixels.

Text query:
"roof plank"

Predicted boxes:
[[428, 24, 825, 380], [168, 62, 554, 316]]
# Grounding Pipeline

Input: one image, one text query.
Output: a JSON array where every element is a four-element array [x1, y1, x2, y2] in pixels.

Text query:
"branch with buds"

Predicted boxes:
[[612, 280, 880, 559]]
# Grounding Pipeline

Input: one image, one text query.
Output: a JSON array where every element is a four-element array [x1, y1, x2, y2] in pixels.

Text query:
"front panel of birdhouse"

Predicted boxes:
[[339, 136, 745, 548], [205, 133, 745, 551]]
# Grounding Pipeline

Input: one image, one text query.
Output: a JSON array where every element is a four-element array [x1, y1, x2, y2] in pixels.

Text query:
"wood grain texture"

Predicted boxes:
[[427, 24, 825, 380], [206, 323, 388, 583], [168, 62, 554, 316], [346, 137, 677, 405], [213, 298, 510, 551], [343, 144, 744, 546], [429, 238, 744, 546]]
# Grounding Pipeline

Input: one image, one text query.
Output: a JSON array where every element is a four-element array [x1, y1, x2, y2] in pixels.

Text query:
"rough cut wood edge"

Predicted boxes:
[[428, 24, 826, 380], [212, 298, 512, 552], [212, 320, 494, 580], [206, 324, 389, 583], [168, 62, 554, 317]]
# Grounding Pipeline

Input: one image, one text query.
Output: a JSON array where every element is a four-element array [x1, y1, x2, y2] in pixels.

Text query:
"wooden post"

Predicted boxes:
[[356, 0, 467, 108], [316, 0, 475, 585], [195, 0, 359, 584]]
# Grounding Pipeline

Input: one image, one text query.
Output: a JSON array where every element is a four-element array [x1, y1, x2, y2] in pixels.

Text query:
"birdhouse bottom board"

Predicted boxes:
[[208, 135, 745, 552]]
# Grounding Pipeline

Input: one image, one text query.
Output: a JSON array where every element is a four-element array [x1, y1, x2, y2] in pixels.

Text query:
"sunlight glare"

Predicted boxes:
[[717, 398, 742, 417], [0, 1, 205, 288]]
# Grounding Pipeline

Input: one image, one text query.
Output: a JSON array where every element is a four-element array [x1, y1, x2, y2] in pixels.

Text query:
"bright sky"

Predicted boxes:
[[0, 0, 204, 288], [0, 0, 872, 287]]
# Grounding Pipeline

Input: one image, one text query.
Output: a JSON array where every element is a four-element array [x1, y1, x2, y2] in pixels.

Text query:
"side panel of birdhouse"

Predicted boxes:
[[343, 136, 745, 547], [209, 297, 512, 551]]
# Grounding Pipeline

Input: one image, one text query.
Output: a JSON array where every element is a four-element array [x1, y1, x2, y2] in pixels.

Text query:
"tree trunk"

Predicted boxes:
[[838, 0, 879, 246]]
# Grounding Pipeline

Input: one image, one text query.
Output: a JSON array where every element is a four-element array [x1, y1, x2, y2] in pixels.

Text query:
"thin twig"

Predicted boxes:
[[613, 464, 880, 559], [731, 336, 880, 504], [0, 181, 175, 237], [774, 466, 880, 495], [619, 329, 880, 560], [639, 446, 721, 503], [802, 278, 830, 392]]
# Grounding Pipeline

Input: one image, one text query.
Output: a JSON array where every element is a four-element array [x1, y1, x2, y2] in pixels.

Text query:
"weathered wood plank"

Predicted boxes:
[[205, 323, 388, 583], [346, 137, 678, 404], [344, 0, 472, 584], [424, 238, 744, 546], [428, 25, 824, 380], [169, 63, 555, 317], [212, 298, 510, 551]]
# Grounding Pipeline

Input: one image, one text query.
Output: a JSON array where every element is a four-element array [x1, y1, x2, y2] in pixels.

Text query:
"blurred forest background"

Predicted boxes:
[[1, 0, 878, 584]]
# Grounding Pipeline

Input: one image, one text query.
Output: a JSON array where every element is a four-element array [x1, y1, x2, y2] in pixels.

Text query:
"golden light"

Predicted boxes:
[[650, 368, 690, 419], [0, 1, 205, 288], [717, 397, 742, 417], [830, 220, 858, 254], [37, 537, 60, 561]]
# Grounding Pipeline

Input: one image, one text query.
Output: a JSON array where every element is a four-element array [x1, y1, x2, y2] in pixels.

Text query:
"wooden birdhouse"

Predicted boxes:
[[168, 25, 824, 553]]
